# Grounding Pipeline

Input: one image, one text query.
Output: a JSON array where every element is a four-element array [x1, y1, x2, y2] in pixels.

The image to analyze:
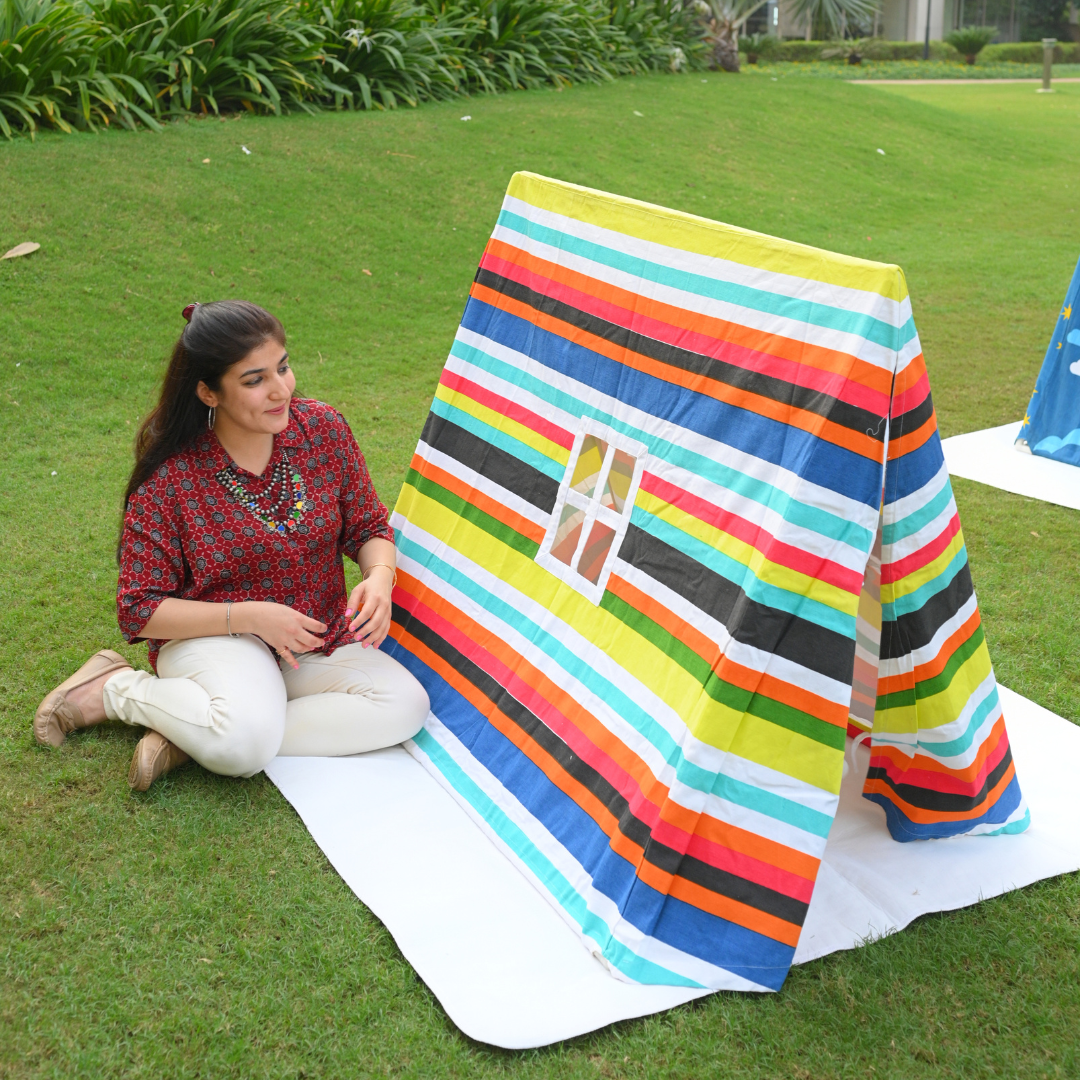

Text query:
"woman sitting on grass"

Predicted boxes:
[[33, 300, 430, 790]]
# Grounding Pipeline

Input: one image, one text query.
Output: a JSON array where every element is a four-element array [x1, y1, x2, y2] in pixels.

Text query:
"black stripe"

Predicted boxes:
[[475, 266, 886, 442], [396, 604, 808, 928], [420, 412, 559, 513], [619, 525, 856, 686], [891, 392, 935, 439], [866, 743, 1013, 814], [879, 559, 973, 661]]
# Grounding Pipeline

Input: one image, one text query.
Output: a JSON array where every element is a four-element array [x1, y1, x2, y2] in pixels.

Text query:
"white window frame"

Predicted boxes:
[[535, 417, 648, 605]]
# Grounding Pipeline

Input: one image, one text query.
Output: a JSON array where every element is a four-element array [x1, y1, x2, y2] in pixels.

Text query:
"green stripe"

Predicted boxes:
[[600, 593, 846, 751], [875, 623, 985, 711], [405, 469, 540, 560]]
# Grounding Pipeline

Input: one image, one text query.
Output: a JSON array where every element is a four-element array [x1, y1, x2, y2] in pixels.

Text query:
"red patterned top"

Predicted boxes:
[[117, 398, 393, 671]]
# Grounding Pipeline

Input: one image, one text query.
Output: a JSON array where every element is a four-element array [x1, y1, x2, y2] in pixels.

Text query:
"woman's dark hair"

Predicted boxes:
[[119, 300, 285, 556]]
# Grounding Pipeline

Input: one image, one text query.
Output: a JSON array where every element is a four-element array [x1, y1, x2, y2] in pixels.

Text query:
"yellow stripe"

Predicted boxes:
[[880, 530, 966, 605], [434, 383, 570, 467], [400, 484, 842, 792], [507, 172, 909, 303], [638, 489, 858, 617]]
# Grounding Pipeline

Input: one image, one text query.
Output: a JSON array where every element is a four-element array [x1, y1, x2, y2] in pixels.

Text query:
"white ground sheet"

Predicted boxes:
[[941, 421, 1080, 511], [265, 685, 1080, 1049]]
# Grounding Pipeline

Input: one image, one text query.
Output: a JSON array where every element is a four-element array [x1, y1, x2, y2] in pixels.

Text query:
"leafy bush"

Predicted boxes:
[[981, 41, 1078, 63], [606, 0, 704, 73], [740, 31, 776, 63], [306, 0, 457, 108], [0, 0, 157, 138], [774, 38, 959, 62], [945, 25, 995, 63]]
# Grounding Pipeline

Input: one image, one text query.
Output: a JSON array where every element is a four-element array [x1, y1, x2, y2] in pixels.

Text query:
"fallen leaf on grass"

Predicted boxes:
[[197, 957, 213, 964], [877, 148, 886, 155], [460, 115, 471, 121], [2, 242, 40, 260], [633, 110, 644, 117], [386, 151, 415, 158], [202, 158, 210, 164], [242, 145, 251, 155], [1031, 530, 1041, 538], [362, 269, 372, 276]]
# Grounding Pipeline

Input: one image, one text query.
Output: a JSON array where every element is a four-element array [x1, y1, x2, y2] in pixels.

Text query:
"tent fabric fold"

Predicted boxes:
[[382, 172, 1029, 994]]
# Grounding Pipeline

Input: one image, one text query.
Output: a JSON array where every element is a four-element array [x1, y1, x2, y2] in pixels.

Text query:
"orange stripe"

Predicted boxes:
[[396, 571, 821, 882], [409, 452, 545, 545], [876, 609, 982, 698], [607, 573, 849, 729], [390, 620, 803, 945], [869, 717, 1009, 784], [486, 237, 892, 397], [862, 759, 1016, 825], [470, 280, 886, 462]]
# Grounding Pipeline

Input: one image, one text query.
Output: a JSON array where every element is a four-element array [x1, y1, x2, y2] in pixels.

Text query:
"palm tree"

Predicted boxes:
[[699, 0, 768, 72], [787, 0, 879, 41]]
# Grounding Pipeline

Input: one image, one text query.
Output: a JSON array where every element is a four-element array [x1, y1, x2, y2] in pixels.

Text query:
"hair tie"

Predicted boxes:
[[182, 302, 199, 323]]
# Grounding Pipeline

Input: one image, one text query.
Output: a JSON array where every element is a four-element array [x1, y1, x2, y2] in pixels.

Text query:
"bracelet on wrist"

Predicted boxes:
[[362, 562, 398, 588]]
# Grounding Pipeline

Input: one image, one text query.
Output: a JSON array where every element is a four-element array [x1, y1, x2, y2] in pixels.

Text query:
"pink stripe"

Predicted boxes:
[[439, 369, 574, 449], [396, 587, 815, 900], [481, 249, 891, 417], [640, 472, 864, 595], [880, 513, 960, 585], [868, 725, 1009, 798], [891, 371, 931, 418]]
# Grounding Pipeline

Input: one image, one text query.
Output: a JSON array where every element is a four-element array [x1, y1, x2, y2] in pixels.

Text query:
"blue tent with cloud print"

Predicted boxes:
[[1017, 256, 1080, 464]]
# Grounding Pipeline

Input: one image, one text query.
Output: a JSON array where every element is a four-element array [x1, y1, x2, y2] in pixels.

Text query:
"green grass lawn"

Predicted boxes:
[[3, 75, 1080, 1079]]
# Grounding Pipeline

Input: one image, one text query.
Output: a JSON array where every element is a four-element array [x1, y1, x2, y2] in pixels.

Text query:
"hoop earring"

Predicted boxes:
[[207, 406, 216, 431]]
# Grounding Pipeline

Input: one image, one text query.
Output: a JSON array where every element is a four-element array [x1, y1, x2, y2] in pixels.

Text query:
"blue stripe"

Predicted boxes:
[[395, 642, 795, 989], [864, 773, 1025, 842], [451, 334, 875, 552], [884, 428, 946, 503], [394, 532, 838, 838], [462, 298, 886, 509], [498, 208, 916, 353]]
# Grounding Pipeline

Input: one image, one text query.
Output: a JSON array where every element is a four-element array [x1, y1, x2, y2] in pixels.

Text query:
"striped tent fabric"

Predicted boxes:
[[383, 173, 1030, 993]]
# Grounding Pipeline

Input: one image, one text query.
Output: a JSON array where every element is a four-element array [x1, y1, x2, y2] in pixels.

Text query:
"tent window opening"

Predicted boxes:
[[536, 420, 647, 604]]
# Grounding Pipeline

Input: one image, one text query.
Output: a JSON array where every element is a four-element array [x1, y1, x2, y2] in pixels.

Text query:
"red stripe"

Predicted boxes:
[[880, 512, 960, 585], [868, 727, 1010, 799], [640, 471, 865, 595], [439, 368, 574, 449], [481, 249, 892, 417], [890, 370, 930, 418], [395, 587, 816, 901]]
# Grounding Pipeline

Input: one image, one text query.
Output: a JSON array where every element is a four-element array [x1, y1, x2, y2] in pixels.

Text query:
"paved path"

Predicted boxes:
[[852, 77, 1080, 85]]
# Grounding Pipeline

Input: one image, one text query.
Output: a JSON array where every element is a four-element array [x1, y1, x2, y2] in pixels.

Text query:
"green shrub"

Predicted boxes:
[[774, 37, 959, 62], [0, 0, 158, 138], [945, 25, 995, 63], [305, 0, 457, 109], [981, 41, 1078, 63], [740, 31, 776, 63], [605, 0, 705, 74]]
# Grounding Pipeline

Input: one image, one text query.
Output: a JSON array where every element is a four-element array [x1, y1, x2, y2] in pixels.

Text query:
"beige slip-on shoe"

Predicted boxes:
[[128, 730, 192, 792], [33, 649, 132, 748]]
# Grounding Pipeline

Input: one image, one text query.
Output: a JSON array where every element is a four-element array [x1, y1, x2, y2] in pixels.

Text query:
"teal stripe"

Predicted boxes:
[[449, 336, 875, 553], [430, 396, 565, 483], [412, 727, 705, 988], [397, 532, 837, 838], [871, 681, 999, 759], [882, 478, 954, 547], [498, 208, 917, 352], [632, 507, 856, 638], [881, 545, 968, 621], [983, 808, 1031, 836]]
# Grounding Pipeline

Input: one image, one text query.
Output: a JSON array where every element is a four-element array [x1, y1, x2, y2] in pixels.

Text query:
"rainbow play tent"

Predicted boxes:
[[383, 174, 1030, 994]]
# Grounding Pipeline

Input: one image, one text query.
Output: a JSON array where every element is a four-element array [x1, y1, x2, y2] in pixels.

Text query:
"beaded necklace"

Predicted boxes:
[[216, 457, 310, 535]]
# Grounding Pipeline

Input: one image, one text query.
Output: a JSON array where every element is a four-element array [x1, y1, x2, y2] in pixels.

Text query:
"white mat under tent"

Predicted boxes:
[[265, 686, 1080, 1050], [941, 421, 1080, 511]]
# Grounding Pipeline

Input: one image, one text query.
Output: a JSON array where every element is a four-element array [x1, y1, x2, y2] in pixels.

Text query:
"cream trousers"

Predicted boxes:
[[102, 635, 430, 778]]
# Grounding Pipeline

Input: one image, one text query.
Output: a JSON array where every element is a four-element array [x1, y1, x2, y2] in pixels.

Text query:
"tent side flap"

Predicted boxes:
[[385, 173, 1028, 994], [1018, 256, 1080, 463]]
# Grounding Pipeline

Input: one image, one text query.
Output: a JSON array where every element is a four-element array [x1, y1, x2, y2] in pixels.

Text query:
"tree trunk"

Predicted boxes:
[[709, 19, 741, 71]]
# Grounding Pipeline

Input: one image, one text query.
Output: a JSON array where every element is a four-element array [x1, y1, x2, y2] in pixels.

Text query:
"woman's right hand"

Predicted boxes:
[[235, 601, 326, 670]]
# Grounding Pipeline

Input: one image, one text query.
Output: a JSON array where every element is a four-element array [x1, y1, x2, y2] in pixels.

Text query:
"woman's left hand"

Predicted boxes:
[[345, 565, 395, 648]]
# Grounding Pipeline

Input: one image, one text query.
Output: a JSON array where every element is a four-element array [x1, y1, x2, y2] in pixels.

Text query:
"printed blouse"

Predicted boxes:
[[116, 398, 393, 670]]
